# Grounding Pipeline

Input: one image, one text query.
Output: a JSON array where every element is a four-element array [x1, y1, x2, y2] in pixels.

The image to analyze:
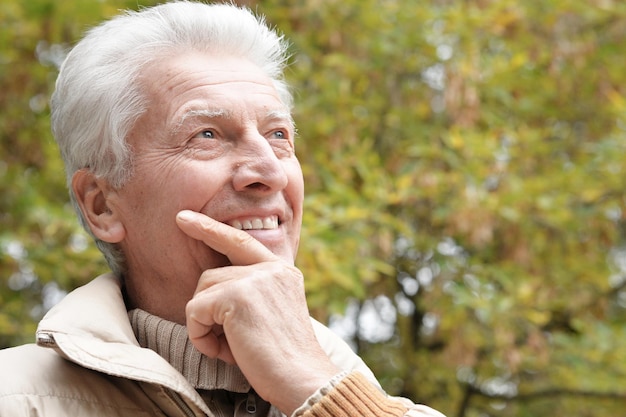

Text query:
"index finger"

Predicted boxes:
[[176, 210, 279, 265]]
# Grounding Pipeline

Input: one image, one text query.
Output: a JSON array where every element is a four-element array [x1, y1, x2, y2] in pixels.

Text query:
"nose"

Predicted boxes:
[[231, 132, 289, 193]]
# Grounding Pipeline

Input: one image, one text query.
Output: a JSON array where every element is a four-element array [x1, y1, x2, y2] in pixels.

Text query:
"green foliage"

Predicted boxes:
[[2, 0, 626, 416], [0, 0, 155, 346]]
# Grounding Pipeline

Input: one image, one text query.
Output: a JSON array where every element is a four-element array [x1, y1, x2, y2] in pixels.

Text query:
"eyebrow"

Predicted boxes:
[[171, 108, 295, 135], [182, 109, 230, 120], [171, 109, 229, 135], [265, 109, 295, 130]]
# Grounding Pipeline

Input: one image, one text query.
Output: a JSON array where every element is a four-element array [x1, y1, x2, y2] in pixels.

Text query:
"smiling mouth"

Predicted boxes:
[[228, 216, 279, 231]]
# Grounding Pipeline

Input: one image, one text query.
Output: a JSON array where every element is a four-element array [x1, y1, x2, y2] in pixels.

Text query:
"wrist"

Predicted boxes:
[[291, 371, 349, 417], [267, 360, 340, 416]]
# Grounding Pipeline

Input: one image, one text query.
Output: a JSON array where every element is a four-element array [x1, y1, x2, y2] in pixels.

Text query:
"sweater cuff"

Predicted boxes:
[[292, 371, 409, 417]]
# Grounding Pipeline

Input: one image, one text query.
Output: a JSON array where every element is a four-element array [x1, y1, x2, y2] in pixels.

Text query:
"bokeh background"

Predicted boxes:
[[2, 1, 626, 416]]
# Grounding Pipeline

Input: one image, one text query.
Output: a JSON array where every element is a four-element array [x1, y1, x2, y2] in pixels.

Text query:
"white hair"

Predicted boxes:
[[51, 1, 292, 274]]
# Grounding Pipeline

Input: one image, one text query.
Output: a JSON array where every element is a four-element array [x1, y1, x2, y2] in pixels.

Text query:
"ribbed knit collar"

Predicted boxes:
[[128, 308, 251, 393]]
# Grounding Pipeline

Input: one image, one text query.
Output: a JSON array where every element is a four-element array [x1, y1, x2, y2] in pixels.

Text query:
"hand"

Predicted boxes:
[[176, 210, 339, 415]]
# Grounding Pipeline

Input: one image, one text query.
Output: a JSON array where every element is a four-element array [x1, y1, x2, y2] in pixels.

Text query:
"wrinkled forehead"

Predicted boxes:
[[140, 52, 276, 94], [128, 53, 292, 142]]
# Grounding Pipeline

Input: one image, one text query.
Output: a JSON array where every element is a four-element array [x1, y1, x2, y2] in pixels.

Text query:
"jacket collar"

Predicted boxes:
[[35, 273, 212, 413]]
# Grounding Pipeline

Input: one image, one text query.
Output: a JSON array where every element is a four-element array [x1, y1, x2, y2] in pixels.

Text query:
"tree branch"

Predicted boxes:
[[466, 381, 626, 402]]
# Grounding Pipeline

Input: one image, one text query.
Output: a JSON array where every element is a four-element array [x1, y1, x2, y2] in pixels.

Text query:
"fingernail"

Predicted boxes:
[[176, 210, 195, 222]]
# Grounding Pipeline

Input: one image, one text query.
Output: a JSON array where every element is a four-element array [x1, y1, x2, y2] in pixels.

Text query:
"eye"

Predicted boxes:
[[271, 130, 286, 139], [193, 129, 215, 139]]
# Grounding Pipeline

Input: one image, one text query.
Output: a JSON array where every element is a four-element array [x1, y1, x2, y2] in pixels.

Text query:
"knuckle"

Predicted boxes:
[[231, 230, 257, 248]]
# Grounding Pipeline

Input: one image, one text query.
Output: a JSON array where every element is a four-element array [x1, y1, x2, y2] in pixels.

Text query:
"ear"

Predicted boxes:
[[71, 169, 126, 243]]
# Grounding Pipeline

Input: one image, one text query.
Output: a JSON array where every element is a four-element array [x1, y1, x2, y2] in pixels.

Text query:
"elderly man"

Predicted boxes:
[[0, 2, 444, 417]]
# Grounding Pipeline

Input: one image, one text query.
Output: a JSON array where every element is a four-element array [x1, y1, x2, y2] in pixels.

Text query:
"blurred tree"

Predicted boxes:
[[1, 0, 625, 416], [0, 0, 160, 345], [270, 1, 626, 416]]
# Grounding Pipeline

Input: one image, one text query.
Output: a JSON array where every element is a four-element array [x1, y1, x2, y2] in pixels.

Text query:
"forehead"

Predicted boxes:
[[138, 53, 289, 125], [143, 53, 280, 100]]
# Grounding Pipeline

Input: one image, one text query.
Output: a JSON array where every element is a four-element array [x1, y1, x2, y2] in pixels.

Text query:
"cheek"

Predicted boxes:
[[285, 164, 304, 251], [116, 171, 212, 244], [287, 163, 305, 212], [174, 165, 227, 204], [284, 158, 303, 190], [134, 157, 225, 209]]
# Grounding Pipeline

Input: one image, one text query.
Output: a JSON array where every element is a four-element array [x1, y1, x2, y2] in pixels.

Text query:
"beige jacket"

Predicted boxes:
[[0, 274, 444, 417]]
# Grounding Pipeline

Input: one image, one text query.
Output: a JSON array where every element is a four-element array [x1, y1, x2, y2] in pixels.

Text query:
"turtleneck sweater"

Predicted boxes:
[[128, 308, 274, 417], [127, 309, 432, 417]]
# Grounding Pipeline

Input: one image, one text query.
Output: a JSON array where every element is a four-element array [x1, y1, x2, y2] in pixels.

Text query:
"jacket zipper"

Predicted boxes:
[[166, 389, 199, 417], [245, 391, 257, 413], [234, 390, 260, 417]]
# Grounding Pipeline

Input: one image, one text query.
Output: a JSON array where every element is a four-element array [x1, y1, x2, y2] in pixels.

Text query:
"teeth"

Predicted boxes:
[[263, 217, 275, 229], [230, 217, 278, 230]]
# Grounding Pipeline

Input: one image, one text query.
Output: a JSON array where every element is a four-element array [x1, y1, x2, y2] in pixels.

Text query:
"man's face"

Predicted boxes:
[[104, 53, 304, 322]]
